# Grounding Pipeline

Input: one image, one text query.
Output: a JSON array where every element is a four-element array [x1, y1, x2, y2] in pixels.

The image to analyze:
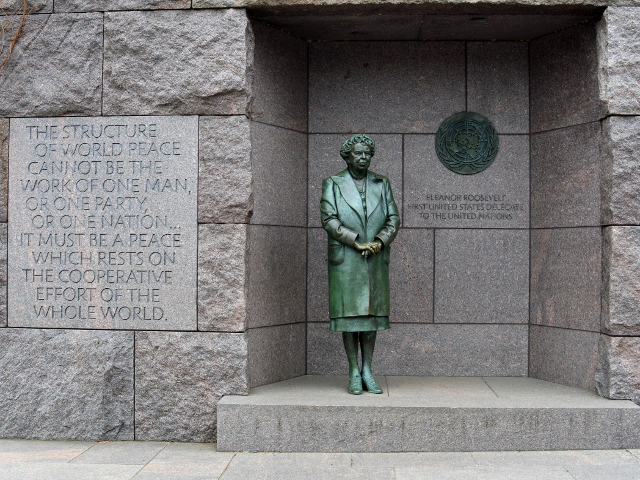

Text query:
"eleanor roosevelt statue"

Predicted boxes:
[[321, 134, 400, 395]]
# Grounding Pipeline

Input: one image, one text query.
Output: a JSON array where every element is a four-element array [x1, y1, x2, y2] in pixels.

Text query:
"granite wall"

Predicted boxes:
[[1, 1, 639, 442], [529, 21, 602, 391], [596, 7, 640, 404], [306, 39, 530, 376], [0, 7, 308, 442]]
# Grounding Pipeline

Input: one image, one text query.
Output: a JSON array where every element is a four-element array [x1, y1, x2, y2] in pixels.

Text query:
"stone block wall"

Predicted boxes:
[[597, 7, 640, 403], [306, 39, 530, 376], [528, 21, 602, 391], [0, 6, 306, 442]]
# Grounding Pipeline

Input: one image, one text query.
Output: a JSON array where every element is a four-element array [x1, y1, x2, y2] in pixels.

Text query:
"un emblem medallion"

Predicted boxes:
[[435, 112, 499, 175]]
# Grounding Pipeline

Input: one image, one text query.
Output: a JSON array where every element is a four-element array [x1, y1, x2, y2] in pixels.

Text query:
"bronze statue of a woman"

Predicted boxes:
[[320, 134, 400, 395]]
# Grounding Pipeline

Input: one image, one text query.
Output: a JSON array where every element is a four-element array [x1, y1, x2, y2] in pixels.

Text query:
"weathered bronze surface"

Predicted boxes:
[[320, 134, 400, 395], [435, 111, 499, 175]]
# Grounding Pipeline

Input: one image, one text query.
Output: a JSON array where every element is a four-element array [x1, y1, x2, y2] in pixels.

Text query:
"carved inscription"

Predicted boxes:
[[407, 194, 526, 223], [8, 116, 198, 330]]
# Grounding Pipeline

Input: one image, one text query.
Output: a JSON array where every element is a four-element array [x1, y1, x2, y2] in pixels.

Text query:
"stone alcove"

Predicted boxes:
[[245, 6, 606, 392]]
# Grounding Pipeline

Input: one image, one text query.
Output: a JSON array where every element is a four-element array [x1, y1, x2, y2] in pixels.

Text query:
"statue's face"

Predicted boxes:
[[346, 143, 371, 176]]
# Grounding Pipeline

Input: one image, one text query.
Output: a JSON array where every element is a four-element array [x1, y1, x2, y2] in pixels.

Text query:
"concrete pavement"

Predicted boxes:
[[1, 439, 640, 479]]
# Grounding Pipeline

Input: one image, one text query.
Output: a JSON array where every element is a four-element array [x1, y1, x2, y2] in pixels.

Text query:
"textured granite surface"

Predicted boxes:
[[529, 325, 598, 391], [601, 115, 640, 225], [218, 376, 639, 452], [0, 119, 7, 223], [309, 41, 465, 133], [307, 134, 402, 228], [435, 229, 529, 324], [307, 323, 528, 376], [198, 224, 248, 332], [250, 122, 307, 226], [247, 323, 306, 387], [467, 42, 529, 134], [199, 116, 253, 224], [8, 116, 198, 331], [404, 135, 529, 228], [0, 0, 51, 13], [602, 226, 640, 335], [0, 328, 134, 440], [103, 9, 253, 115], [597, 334, 640, 404], [54, 0, 190, 11], [250, 22, 308, 132], [247, 225, 306, 329], [135, 331, 248, 442], [0, 224, 6, 327], [597, 7, 640, 115], [530, 228, 601, 332], [531, 122, 601, 228], [0, 13, 102, 117], [530, 21, 600, 132]]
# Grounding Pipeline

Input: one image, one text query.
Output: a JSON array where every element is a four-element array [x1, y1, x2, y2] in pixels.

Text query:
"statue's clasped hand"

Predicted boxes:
[[355, 240, 383, 257]]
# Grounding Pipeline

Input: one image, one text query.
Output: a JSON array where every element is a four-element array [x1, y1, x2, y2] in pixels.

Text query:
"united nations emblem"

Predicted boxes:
[[435, 112, 499, 175]]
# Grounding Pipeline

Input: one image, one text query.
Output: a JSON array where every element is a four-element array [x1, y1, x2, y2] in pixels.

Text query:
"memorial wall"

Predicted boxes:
[[0, 0, 639, 442]]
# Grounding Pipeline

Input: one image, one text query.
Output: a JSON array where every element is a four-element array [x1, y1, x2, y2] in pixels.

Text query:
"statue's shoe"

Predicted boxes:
[[361, 373, 383, 394], [348, 374, 363, 395]]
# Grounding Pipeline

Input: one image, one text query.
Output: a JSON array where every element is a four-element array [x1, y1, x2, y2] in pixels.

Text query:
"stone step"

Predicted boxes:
[[217, 375, 640, 452]]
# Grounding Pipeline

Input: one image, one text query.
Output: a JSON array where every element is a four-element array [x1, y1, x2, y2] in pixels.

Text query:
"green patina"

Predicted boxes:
[[436, 111, 499, 175]]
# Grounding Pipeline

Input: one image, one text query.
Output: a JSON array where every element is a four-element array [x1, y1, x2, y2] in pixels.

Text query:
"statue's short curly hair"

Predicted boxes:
[[340, 134, 375, 161]]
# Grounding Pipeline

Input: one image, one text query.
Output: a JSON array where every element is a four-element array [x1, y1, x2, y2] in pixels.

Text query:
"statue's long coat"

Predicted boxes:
[[321, 169, 400, 319]]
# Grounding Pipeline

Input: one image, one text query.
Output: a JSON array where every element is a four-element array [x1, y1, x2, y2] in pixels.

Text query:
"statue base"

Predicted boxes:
[[217, 375, 640, 452]]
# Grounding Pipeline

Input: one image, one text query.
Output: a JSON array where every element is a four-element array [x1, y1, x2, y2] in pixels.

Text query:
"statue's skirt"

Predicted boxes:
[[329, 316, 390, 332]]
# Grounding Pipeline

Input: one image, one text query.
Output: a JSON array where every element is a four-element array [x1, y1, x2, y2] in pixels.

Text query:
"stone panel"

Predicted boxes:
[[530, 228, 601, 332], [529, 325, 598, 391], [199, 116, 253, 224], [0, 13, 102, 117], [389, 228, 434, 323], [530, 21, 599, 132], [419, 15, 595, 41], [247, 323, 306, 388], [135, 331, 248, 442], [309, 41, 465, 133], [531, 122, 601, 228], [467, 42, 529, 134], [307, 323, 528, 376], [0, 224, 6, 327], [0, 118, 7, 222], [306, 228, 328, 324], [0, 328, 134, 440], [308, 134, 402, 228], [250, 122, 307, 226], [602, 226, 640, 335], [435, 229, 528, 324], [308, 228, 433, 325], [597, 7, 640, 116], [1, 0, 51, 13], [9, 116, 198, 331], [251, 22, 308, 132], [404, 135, 529, 228], [260, 15, 422, 41], [198, 224, 248, 333], [55, 0, 189, 12], [246, 225, 306, 329], [103, 9, 253, 116], [597, 334, 640, 404], [601, 116, 640, 225]]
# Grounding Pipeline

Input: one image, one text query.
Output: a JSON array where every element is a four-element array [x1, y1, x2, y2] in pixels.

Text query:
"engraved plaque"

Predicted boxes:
[[435, 112, 499, 175], [8, 116, 198, 330]]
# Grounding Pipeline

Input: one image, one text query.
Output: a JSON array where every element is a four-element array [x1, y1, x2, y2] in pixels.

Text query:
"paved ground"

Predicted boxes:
[[2, 439, 640, 479]]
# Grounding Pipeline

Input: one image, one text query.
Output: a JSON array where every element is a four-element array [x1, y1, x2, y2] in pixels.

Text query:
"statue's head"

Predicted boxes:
[[340, 134, 376, 161], [340, 134, 375, 178]]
